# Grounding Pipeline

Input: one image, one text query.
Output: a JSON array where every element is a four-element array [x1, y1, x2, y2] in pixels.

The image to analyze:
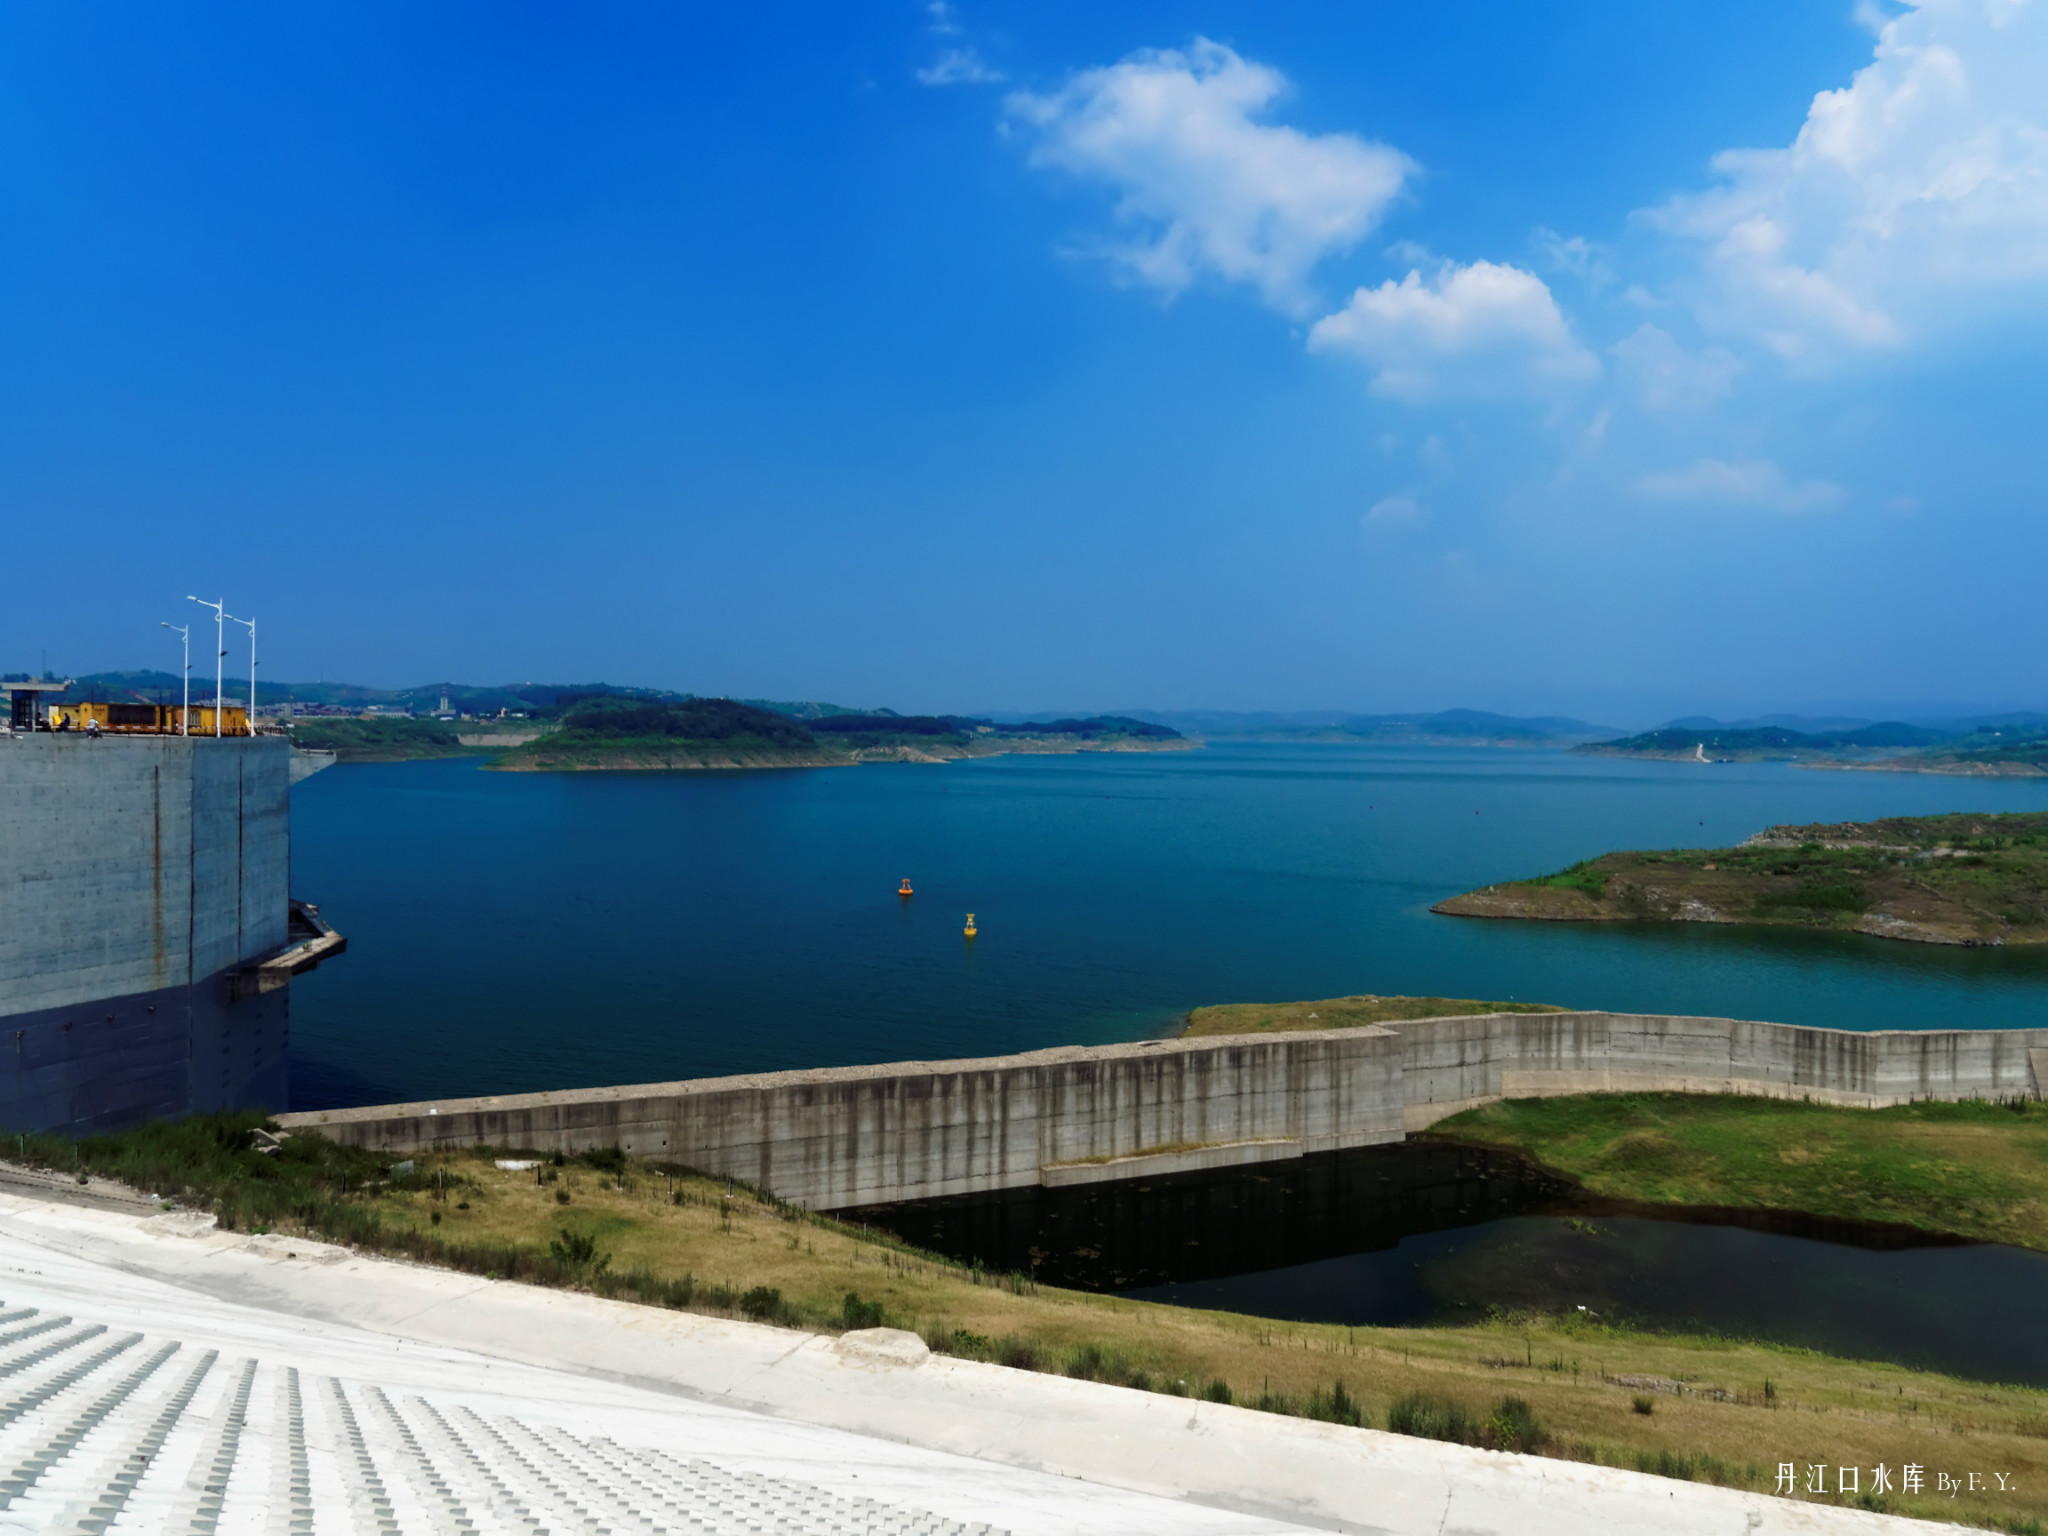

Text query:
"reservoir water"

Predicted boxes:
[[854, 1143, 2048, 1387], [286, 742, 2048, 1110]]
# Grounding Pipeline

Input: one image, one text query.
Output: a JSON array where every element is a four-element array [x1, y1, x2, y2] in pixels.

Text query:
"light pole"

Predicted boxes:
[[226, 611, 256, 735], [160, 622, 190, 735], [187, 596, 225, 737]]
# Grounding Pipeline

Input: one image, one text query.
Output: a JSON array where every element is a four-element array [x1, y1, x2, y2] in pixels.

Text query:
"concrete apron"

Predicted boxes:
[[0, 1190, 1956, 1536]]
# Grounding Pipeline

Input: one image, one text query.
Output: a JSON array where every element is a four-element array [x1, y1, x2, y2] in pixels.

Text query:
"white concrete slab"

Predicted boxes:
[[0, 1191, 1972, 1535]]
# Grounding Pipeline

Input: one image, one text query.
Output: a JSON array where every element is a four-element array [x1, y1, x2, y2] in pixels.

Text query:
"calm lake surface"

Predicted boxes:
[[286, 742, 2048, 1110], [855, 1142, 2048, 1386]]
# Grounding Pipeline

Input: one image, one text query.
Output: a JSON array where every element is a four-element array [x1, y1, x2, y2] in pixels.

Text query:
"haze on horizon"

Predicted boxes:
[[3, 2, 2044, 726]]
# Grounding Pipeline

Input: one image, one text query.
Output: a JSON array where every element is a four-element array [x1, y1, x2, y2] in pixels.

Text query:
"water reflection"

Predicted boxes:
[[852, 1143, 2048, 1387]]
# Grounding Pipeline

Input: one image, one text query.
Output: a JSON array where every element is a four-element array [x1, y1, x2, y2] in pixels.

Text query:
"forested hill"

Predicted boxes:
[[486, 699, 1186, 771]]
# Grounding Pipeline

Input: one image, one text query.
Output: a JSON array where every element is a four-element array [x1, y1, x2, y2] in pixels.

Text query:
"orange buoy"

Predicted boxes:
[[898, 878, 914, 897]]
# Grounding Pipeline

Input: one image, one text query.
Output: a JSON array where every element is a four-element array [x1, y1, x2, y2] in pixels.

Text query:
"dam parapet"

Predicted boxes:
[[278, 1010, 2048, 1209], [1, 732, 341, 1134]]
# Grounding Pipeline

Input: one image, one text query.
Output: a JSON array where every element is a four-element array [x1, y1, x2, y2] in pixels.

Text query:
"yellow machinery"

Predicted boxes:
[[47, 700, 251, 735]]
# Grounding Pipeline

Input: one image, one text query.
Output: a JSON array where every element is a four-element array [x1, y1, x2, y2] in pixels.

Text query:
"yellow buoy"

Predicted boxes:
[[963, 913, 977, 938], [898, 878, 914, 897]]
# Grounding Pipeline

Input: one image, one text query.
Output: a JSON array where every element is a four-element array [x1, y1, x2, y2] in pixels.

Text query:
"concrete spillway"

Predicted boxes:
[[279, 1011, 2048, 1209]]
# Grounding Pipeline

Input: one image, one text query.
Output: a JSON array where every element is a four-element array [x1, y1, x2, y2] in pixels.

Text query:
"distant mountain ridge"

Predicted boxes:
[[1123, 708, 1619, 744]]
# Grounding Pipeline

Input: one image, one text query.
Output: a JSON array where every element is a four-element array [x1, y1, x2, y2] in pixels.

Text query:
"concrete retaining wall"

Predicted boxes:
[[280, 1010, 2048, 1209], [2, 734, 295, 1133], [281, 1031, 1409, 1209]]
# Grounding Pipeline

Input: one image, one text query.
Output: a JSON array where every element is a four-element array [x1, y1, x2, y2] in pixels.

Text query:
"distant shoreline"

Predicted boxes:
[[488, 736, 1195, 772]]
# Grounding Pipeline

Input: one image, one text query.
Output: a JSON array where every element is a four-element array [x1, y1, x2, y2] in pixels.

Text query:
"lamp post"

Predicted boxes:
[[160, 622, 190, 735], [225, 611, 255, 735], [187, 596, 225, 737]]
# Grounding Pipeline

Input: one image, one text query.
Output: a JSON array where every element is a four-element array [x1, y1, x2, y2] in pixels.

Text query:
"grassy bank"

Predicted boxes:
[[1429, 1091, 2048, 1254], [17, 1113, 2048, 1531], [1433, 810, 2048, 946], [1183, 994, 1566, 1037]]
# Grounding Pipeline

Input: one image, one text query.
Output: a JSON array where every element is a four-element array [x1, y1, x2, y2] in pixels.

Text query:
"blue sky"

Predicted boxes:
[[2, 2, 2043, 723]]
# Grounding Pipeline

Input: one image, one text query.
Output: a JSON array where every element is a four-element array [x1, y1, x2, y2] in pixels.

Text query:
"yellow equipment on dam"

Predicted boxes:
[[47, 700, 251, 735]]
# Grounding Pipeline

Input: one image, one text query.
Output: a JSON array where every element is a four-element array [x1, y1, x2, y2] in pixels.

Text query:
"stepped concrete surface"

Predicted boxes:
[[0, 1185, 1967, 1535]]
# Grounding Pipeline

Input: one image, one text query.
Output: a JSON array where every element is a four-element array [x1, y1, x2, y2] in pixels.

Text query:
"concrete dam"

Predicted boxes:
[[279, 1010, 2048, 1210], [0, 731, 342, 1134]]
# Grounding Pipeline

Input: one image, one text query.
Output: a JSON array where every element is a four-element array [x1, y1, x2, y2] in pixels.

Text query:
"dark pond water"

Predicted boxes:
[[285, 743, 2048, 1110], [852, 1144, 2048, 1387]]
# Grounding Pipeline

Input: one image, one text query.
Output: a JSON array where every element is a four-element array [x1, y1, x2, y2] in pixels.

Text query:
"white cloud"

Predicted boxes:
[[1610, 324, 1743, 411], [918, 47, 1001, 86], [1636, 458, 1846, 514], [1307, 260, 1599, 401], [1647, 0, 2048, 360], [1365, 494, 1426, 526], [926, 2, 961, 36], [1007, 40, 1416, 313], [1532, 227, 1615, 289]]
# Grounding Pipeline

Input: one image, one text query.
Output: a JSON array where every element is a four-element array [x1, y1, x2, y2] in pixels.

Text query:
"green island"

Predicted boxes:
[[1182, 993, 1565, 1036], [20, 1106, 2048, 1531], [291, 696, 1187, 769], [1433, 810, 2048, 946]]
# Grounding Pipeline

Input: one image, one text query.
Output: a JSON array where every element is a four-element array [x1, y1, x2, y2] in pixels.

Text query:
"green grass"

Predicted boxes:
[[1183, 994, 1566, 1037], [1428, 1091, 2048, 1251], [1536, 861, 1609, 900]]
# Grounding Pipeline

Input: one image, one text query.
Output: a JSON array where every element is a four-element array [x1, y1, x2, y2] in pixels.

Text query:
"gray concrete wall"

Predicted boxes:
[[279, 1011, 2048, 1209], [280, 1030, 1409, 1209], [1, 734, 294, 1133]]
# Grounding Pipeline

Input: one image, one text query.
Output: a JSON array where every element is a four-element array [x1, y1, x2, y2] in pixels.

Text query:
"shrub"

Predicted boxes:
[[1388, 1392, 1546, 1452], [1065, 1344, 1108, 1380], [1485, 1397, 1548, 1453], [922, 1327, 994, 1358], [841, 1291, 885, 1330], [1636, 1449, 1696, 1481], [737, 1286, 789, 1324], [1203, 1379, 1234, 1405], [993, 1337, 1043, 1372], [546, 1229, 609, 1275], [1307, 1381, 1363, 1427], [1632, 1394, 1655, 1416], [1388, 1393, 1478, 1444]]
